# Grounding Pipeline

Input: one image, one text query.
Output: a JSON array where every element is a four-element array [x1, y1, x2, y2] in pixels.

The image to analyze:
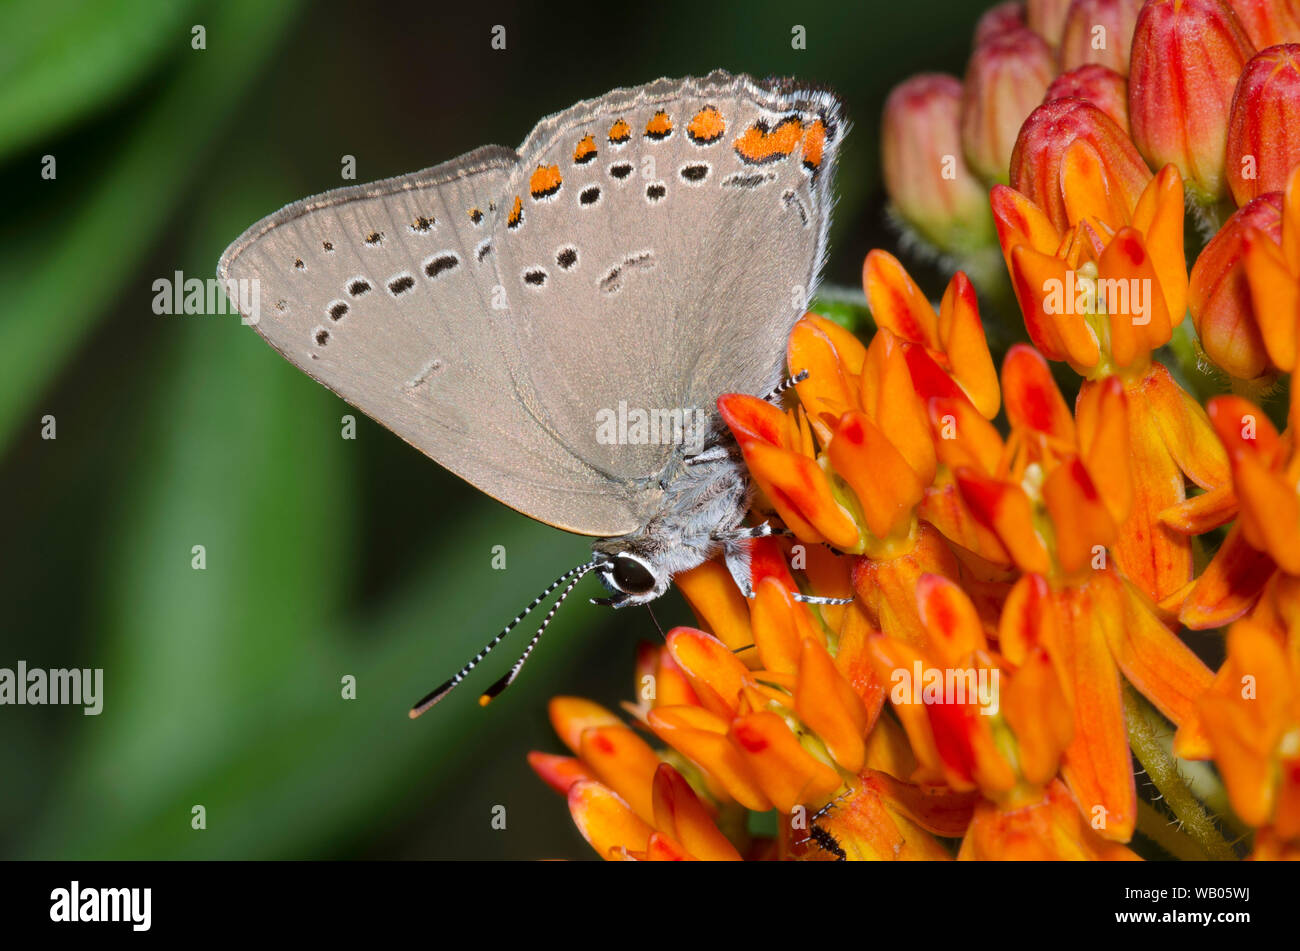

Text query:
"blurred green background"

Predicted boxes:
[[0, 0, 994, 859]]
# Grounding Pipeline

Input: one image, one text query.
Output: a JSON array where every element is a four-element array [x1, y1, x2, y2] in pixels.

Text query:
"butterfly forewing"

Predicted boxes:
[[218, 146, 642, 536]]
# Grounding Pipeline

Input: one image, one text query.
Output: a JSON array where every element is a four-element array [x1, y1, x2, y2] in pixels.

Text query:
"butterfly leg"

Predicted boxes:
[[683, 445, 732, 467], [792, 592, 854, 605], [720, 535, 852, 605], [710, 521, 781, 543]]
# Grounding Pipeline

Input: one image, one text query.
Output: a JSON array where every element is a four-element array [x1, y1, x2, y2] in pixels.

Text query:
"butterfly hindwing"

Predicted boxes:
[[489, 71, 844, 506]]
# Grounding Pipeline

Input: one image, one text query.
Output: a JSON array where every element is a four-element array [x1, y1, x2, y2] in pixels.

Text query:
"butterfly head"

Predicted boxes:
[[590, 548, 668, 607]]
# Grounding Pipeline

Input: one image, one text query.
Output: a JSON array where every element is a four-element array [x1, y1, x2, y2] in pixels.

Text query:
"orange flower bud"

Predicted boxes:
[[1241, 164, 1300, 379], [975, 0, 1028, 45], [1045, 63, 1131, 133], [1190, 193, 1284, 378], [882, 75, 997, 256], [1028, 0, 1074, 44], [1228, 0, 1300, 47], [961, 27, 1056, 184], [1059, 0, 1144, 74], [1010, 98, 1152, 233], [1226, 44, 1300, 205], [1129, 0, 1257, 203]]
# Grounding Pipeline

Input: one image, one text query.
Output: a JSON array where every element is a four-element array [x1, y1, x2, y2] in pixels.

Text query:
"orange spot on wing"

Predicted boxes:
[[609, 118, 631, 144], [644, 110, 673, 139], [802, 117, 826, 171], [573, 133, 597, 164], [529, 163, 563, 200], [733, 116, 804, 165], [507, 195, 523, 228], [687, 106, 726, 144]]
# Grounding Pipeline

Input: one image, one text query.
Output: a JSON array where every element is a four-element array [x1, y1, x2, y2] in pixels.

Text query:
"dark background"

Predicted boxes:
[[0, 0, 992, 859]]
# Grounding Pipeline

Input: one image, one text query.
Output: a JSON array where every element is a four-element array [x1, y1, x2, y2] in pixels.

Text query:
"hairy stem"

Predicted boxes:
[[1124, 683, 1238, 861]]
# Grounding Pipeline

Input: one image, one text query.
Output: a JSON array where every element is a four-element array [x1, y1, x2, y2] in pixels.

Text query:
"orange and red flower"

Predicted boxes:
[[1129, 0, 1257, 204], [528, 0, 1300, 861]]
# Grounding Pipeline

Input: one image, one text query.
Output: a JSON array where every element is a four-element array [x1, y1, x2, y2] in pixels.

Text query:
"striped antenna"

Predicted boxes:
[[478, 564, 593, 707], [761, 368, 809, 402], [409, 561, 595, 719]]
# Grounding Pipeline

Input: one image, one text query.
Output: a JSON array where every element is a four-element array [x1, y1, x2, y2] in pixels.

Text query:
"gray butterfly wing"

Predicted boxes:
[[490, 71, 844, 505], [217, 146, 641, 536]]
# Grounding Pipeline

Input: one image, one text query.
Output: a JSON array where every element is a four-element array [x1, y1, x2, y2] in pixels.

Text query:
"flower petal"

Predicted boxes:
[[853, 522, 968, 642], [929, 395, 1004, 475], [1002, 344, 1076, 445], [916, 572, 989, 664], [860, 768, 979, 838], [863, 249, 940, 350], [1197, 619, 1294, 828], [796, 636, 869, 774], [1075, 375, 1133, 519], [938, 270, 1001, 418], [959, 779, 1142, 860], [650, 763, 742, 861], [751, 577, 813, 675], [579, 724, 665, 825], [1044, 456, 1117, 576], [549, 697, 624, 756], [1110, 373, 1196, 605], [1002, 646, 1073, 786], [568, 780, 653, 860], [730, 711, 843, 813], [992, 182, 1063, 265], [1097, 228, 1173, 365], [665, 627, 752, 718], [1180, 524, 1277, 629], [675, 559, 754, 655], [787, 313, 866, 441], [1130, 164, 1188, 326], [527, 752, 594, 796], [1050, 584, 1136, 841], [955, 469, 1052, 574], [1009, 244, 1102, 366], [829, 410, 926, 540], [1061, 138, 1131, 233], [647, 705, 773, 811], [1095, 571, 1213, 727]]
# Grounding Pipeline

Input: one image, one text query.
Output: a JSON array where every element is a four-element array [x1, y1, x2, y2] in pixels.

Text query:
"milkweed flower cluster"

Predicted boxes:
[[528, 0, 1300, 860]]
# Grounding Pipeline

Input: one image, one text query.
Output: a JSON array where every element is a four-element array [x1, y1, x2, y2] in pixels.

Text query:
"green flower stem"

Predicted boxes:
[[1124, 682, 1238, 860], [1135, 801, 1210, 861], [1163, 321, 1224, 405]]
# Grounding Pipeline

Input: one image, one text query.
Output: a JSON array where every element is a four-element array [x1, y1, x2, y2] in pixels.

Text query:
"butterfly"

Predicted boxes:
[[218, 70, 849, 714]]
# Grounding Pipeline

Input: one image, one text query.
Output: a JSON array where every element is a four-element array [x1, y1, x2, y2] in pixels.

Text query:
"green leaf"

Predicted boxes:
[[0, 0, 302, 455], [0, 0, 201, 160]]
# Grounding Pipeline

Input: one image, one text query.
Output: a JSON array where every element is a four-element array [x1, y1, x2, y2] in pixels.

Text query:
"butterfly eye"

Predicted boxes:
[[612, 555, 655, 595]]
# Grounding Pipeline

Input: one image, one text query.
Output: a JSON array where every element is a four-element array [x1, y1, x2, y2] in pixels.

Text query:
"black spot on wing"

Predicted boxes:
[[424, 253, 460, 279]]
